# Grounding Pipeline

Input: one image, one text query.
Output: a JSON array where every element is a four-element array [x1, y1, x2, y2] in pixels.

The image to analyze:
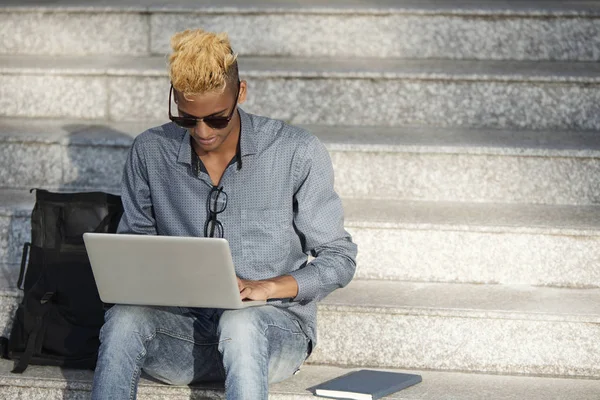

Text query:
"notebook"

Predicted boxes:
[[82, 233, 266, 309], [312, 369, 422, 400]]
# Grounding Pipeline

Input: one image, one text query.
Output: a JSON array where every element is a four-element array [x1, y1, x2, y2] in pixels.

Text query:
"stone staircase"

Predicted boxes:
[[1, 1, 600, 398]]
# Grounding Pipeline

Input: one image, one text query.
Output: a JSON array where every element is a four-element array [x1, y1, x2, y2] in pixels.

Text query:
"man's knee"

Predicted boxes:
[[217, 307, 274, 357], [218, 307, 267, 339], [100, 305, 157, 344]]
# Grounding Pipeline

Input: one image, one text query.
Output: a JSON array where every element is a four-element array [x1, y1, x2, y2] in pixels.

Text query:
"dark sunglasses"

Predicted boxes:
[[205, 186, 227, 238], [168, 83, 240, 130]]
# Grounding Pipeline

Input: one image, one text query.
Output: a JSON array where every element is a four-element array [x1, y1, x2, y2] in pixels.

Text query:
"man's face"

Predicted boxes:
[[174, 82, 245, 154]]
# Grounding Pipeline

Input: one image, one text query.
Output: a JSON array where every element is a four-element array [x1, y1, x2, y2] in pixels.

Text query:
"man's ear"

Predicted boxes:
[[237, 80, 248, 104]]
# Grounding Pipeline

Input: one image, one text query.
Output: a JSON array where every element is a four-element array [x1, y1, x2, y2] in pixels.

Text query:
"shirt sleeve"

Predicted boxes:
[[288, 136, 357, 304], [117, 137, 158, 235]]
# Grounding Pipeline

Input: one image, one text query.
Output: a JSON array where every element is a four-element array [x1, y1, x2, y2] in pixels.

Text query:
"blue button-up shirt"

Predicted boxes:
[[117, 108, 357, 346]]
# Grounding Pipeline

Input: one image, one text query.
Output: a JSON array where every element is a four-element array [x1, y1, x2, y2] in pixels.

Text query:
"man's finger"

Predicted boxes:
[[240, 287, 251, 299]]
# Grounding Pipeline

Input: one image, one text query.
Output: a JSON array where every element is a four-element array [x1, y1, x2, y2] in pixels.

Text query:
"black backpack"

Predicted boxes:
[[0, 189, 123, 373]]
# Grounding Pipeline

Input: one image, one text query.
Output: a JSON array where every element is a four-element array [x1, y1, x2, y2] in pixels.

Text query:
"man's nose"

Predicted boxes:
[[191, 120, 213, 137]]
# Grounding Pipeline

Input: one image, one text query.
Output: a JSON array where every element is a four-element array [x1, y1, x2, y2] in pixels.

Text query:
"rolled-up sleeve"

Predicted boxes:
[[289, 136, 357, 303], [117, 137, 157, 235]]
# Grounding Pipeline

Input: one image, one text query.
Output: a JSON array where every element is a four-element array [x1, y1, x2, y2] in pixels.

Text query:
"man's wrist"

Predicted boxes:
[[255, 279, 275, 300], [264, 276, 298, 299]]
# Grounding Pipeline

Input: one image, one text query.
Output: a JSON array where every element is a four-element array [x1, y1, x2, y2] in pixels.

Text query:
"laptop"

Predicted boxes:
[[83, 233, 266, 309]]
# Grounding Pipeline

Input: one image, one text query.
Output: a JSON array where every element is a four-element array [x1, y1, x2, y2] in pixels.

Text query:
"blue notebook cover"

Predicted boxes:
[[312, 369, 422, 400]]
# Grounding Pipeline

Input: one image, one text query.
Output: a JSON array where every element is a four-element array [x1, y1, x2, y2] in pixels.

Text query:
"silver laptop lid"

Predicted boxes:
[[83, 233, 265, 309]]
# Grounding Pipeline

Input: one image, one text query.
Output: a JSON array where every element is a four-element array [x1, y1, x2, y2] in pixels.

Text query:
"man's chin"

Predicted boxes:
[[194, 137, 221, 152]]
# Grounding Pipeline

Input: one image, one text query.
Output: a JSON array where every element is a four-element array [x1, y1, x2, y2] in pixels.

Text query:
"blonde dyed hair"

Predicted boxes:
[[169, 29, 238, 98]]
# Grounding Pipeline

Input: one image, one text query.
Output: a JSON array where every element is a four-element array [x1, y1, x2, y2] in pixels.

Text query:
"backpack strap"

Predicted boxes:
[[17, 243, 31, 290], [0, 337, 9, 360], [11, 292, 54, 374]]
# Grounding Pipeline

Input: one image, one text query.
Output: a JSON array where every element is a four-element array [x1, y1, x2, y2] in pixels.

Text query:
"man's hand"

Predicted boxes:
[[237, 275, 299, 301], [237, 278, 273, 301]]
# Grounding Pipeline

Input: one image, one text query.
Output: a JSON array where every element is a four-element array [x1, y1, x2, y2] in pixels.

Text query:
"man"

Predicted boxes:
[[91, 28, 357, 400]]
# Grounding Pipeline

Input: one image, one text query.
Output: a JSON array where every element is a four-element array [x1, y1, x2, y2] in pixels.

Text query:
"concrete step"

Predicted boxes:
[[3, 118, 600, 205], [344, 199, 600, 287], [2, 55, 600, 130], [318, 125, 600, 205], [2, 361, 600, 400], [0, 265, 19, 339], [2, 1, 600, 61], [0, 191, 32, 269], [312, 280, 600, 377], [0, 273, 598, 377], [0, 119, 142, 193], [2, 189, 600, 287]]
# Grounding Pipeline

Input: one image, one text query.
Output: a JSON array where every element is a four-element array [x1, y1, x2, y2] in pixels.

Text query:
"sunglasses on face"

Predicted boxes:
[[168, 83, 240, 130]]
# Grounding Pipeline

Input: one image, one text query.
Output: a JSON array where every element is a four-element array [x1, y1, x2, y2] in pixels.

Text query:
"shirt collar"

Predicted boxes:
[[177, 107, 257, 167], [238, 108, 257, 157]]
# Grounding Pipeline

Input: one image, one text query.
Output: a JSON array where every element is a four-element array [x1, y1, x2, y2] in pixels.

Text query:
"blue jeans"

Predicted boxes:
[[90, 304, 310, 400]]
